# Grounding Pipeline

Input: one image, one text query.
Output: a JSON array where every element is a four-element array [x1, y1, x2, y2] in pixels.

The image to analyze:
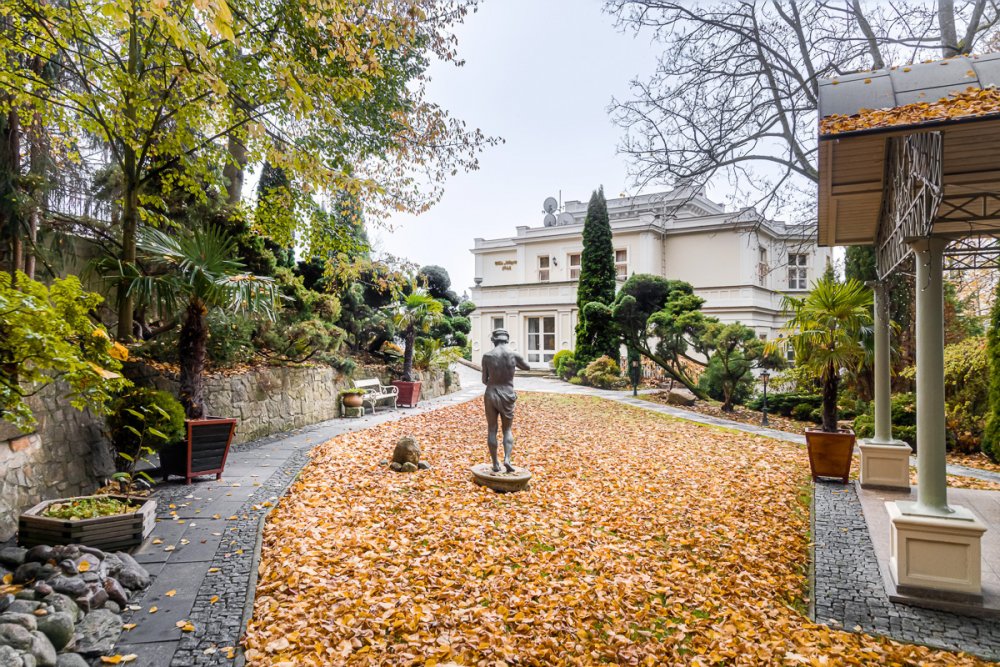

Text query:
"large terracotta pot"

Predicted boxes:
[[342, 393, 364, 409], [392, 380, 422, 407], [805, 428, 855, 483]]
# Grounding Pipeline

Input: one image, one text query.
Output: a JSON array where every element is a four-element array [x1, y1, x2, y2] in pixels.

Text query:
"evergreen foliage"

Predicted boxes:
[[107, 388, 185, 470], [982, 287, 1000, 462], [575, 187, 618, 366]]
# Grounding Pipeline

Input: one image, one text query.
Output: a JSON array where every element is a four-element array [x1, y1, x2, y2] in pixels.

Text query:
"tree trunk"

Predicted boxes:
[[116, 179, 138, 340], [179, 298, 208, 419], [822, 363, 839, 432], [2, 109, 21, 279], [402, 328, 415, 382], [938, 0, 959, 57], [117, 6, 139, 340], [223, 130, 247, 205]]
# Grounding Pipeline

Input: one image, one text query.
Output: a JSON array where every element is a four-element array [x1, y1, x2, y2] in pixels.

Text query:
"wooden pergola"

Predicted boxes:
[[818, 53, 994, 598]]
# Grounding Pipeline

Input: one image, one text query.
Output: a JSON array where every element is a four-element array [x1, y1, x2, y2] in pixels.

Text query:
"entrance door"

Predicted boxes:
[[526, 316, 556, 364]]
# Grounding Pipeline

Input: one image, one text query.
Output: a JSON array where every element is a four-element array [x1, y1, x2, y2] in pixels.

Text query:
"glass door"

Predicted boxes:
[[526, 316, 556, 363]]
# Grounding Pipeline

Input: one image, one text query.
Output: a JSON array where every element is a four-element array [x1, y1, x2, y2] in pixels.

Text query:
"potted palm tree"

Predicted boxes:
[[127, 225, 279, 483], [775, 277, 873, 483], [390, 290, 443, 407]]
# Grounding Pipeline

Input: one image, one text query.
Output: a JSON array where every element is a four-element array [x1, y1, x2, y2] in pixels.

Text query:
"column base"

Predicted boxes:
[[859, 439, 912, 490], [888, 501, 987, 595]]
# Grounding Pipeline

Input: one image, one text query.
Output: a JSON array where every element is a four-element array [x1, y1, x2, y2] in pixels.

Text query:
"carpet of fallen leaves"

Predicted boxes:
[[244, 393, 993, 666], [820, 86, 1000, 135]]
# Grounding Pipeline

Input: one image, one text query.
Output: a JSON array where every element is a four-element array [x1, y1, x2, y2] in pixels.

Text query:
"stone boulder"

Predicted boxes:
[[36, 612, 74, 651], [73, 609, 120, 657], [665, 389, 696, 407], [391, 436, 420, 466]]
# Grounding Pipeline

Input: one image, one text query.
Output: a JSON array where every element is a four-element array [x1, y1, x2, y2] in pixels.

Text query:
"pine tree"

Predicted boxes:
[[575, 187, 619, 366]]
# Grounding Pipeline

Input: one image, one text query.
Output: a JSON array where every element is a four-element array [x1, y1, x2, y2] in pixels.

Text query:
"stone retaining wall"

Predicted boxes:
[[0, 364, 459, 541], [0, 386, 114, 542]]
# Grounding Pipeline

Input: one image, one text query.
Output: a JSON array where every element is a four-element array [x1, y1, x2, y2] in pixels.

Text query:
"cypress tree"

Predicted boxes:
[[574, 187, 619, 366], [981, 284, 1000, 462]]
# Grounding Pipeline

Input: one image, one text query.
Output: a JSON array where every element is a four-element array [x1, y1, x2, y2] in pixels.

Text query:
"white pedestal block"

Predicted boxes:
[[888, 501, 987, 595], [859, 440, 912, 490]]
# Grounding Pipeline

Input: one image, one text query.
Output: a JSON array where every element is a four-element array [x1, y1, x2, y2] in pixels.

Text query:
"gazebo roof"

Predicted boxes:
[[817, 53, 1000, 248]]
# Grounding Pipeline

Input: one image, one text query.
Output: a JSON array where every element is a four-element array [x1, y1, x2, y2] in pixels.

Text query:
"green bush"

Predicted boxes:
[[943, 336, 988, 453], [207, 311, 257, 365], [853, 392, 918, 448], [581, 355, 624, 389], [791, 403, 820, 423], [107, 388, 185, 471], [568, 375, 584, 385], [698, 355, 753, 408], [747, 392, 821, 418], [553, 350, 577, 381]]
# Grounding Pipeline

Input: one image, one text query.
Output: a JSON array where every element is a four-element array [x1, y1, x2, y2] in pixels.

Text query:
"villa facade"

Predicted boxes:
[[468, 188, 832, 368]]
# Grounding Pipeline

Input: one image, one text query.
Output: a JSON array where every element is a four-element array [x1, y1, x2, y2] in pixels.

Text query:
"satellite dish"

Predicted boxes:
[[557, 212, 575, 226], [543, 197, 558, 214], [543, 213, 557, 227]]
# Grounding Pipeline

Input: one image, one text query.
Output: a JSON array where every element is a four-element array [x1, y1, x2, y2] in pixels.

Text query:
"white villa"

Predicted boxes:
[[468, 188, 832, 368]]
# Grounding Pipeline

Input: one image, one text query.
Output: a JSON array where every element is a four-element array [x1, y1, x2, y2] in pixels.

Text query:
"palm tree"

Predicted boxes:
[[129, 225, 279, 418], [774, 277, 873, 432], [392, 291, 443, 382]]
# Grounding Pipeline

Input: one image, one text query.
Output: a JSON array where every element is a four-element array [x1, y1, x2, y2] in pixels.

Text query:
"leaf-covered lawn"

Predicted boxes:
[[244, 393, 990, 666]]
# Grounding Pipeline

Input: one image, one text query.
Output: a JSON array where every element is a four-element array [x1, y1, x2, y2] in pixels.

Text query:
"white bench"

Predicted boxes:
[[353, 378, 398, 414]]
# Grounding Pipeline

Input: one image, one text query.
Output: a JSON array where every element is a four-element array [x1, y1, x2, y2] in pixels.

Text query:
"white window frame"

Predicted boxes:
[[490, 316, 504, 332], [568, 253, 581, 280], [526, 316, 556, 363], [758, 247, 768, 286], [788, 253, 808, 290], [538, 256, 550, 282], [615, 248, 628, 280]]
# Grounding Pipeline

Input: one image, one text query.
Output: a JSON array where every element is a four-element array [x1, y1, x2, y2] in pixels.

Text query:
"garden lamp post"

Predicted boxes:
[[629, 354, 641, 397], [760, 369, 770, 427]]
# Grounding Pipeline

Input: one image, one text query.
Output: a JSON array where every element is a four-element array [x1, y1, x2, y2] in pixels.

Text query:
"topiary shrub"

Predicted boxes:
[[747, 392, 822, 418], [552, 350, 577, 381], [107, 388, 185, 472], [581, 355, 625, 389]]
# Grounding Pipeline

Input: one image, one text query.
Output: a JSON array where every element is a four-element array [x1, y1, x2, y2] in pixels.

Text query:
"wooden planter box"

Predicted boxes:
[[805, 428, 855, 483], [161, 417, 237, 485], [391, 381, 422, 407], [18, 495, 156, 551]]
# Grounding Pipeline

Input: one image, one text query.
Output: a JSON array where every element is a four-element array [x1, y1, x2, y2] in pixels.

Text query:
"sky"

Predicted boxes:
[[371, 0, 662, 295]]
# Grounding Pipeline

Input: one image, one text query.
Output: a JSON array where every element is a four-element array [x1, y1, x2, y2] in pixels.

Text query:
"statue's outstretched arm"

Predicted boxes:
[[515, 354, 531, 371]]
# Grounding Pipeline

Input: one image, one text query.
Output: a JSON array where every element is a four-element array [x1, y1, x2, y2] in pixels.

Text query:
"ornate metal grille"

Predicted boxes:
[[875, 132, 943, 280]]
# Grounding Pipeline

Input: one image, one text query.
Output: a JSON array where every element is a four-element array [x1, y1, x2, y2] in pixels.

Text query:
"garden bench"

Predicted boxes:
[[353, 378, 398, 414]]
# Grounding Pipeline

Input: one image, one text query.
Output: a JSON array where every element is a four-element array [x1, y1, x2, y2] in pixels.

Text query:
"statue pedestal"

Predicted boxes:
[[471, 464, 531, 493]]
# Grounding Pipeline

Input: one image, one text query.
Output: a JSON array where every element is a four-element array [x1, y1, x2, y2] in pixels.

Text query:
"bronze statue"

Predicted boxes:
[[481, 328, 530, 472]]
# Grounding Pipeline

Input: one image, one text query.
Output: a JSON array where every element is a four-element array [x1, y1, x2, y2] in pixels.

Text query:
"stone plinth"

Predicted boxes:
[[888, 501, 987, 596], [471, 464, 531, 493], [859, 440, 912, 490]]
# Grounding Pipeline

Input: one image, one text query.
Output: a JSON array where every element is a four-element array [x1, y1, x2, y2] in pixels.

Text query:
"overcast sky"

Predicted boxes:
[[371, 0, 662, 295]]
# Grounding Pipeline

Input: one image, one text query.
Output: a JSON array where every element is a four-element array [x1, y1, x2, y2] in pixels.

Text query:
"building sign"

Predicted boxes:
[[494, 259, 517, 271]]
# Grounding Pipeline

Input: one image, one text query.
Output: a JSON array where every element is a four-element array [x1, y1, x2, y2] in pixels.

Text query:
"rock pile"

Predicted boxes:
[[0, 544, 152, 666], [387, 436, 431, 473]]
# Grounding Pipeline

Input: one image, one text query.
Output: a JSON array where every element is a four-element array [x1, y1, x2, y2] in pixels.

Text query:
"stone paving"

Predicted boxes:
[[813, 481, 1000, 661], [113, 381, 484, 667], [107, 364, 1000, 665]]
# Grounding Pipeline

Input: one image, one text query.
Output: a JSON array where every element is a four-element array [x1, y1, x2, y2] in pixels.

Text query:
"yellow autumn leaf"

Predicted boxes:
[[165, 590, 176, 597]]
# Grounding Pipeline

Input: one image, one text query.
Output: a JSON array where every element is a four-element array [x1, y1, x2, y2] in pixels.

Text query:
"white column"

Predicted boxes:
[[859, 280, 911, 490], [911, 237, 949, 514], [889, 237, 986, 597]]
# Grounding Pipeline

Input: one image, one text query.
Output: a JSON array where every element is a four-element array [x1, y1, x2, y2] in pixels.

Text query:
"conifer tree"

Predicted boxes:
[[981, 285, 1000, 462], [575, 187, 619, 366]]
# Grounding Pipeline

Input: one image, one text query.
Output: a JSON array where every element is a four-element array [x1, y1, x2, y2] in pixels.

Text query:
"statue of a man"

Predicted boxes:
[[481, 328, 531, 472]]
